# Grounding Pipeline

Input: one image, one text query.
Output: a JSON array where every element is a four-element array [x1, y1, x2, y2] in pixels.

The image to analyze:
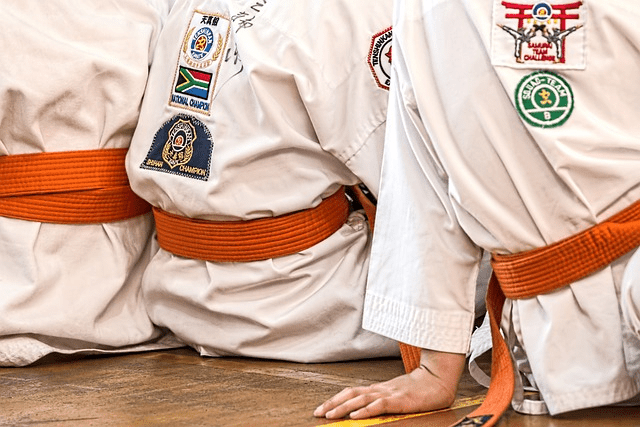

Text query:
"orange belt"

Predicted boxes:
[[452, 200, 640, 427], [153, 187, 350, 262], [0, 148, 151, 224]]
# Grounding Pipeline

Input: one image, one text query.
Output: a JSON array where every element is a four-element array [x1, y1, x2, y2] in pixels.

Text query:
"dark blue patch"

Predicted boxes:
[[140, 114, 213, 181], [453, 415, 493, 426]]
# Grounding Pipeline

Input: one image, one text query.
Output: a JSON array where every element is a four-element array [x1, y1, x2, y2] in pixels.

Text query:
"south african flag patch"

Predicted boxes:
[[175, 67, 212, 100]]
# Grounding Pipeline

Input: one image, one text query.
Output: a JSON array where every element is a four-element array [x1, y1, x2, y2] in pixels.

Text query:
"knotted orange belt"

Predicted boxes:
[[450, 200, 640, 427], [0, 148, 151, 223], [152, 187, 351, 262]]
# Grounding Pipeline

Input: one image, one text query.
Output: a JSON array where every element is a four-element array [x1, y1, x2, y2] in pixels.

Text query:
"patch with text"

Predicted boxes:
[[492, 1, 586, 69], [368, 27, 392, 90], [170, 11, 232, 115], [141, 114, 213, 181], [515, 70, 574, 128]]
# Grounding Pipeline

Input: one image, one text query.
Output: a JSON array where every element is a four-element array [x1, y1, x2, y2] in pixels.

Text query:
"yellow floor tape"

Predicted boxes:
[[318, 395, 485, 426]]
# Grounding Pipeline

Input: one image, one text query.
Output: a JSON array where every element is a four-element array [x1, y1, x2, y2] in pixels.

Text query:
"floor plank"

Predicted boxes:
[[0, 348, 638, 426]]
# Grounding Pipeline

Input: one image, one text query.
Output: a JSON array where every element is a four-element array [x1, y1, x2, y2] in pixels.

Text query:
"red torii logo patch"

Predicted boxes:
[[492, 1, 586, 70]]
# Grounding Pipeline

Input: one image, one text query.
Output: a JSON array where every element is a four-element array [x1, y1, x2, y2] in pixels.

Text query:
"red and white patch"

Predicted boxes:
[[491, 1, 586, 70], [368, 27, 392, 90]]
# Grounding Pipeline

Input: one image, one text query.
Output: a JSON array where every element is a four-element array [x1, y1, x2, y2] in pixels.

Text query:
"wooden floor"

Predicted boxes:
[[1, 348, 638, 426]]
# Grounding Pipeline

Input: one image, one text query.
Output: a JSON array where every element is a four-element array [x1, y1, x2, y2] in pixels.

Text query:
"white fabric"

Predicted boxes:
[[623, 248, 640, 337], [0, 0, 183, 367], [364, 0, 640, 415], [126, 0, 399, 362]]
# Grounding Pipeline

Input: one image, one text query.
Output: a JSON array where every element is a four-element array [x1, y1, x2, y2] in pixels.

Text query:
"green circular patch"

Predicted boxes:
[[515, 71, 574, 128]]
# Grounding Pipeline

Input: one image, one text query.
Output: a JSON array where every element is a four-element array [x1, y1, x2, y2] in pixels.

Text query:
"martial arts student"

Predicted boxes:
[[125, 0, 400, 362], [315, 0, 640, 425], [0, 0, 181, 367]]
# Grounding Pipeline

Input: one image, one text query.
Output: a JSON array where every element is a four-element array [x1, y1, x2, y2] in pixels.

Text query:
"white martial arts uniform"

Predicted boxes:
[[365, 0, 640, 415], [126, 0, 399, 362], [0, 0, 181, 367]]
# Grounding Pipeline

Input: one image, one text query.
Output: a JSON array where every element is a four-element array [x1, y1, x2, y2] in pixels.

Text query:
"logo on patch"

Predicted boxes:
[[532, 2, 553, 20], [368, 27, 392, 90], [183, 19, 225, 69], [141, 114, 213, 181], [515, 71, 574, 128], [492, 1, 586, 69], [170, 11, 232, 115], [189, 27, 217, 61]]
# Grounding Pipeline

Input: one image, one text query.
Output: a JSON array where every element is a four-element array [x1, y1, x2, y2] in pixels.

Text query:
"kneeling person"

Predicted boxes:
[[126, 0, 398, 362]]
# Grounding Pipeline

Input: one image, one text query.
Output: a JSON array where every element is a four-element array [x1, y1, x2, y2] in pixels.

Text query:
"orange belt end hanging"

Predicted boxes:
[[450, 274, 514, 427], [450, 199, 640, 426]]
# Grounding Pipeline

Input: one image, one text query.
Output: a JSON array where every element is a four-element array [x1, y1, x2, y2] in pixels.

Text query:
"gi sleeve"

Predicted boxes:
[[361, 3, 482, 354]]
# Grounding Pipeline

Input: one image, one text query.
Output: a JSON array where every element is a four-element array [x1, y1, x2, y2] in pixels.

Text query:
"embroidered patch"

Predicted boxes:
[[140, 114, 213, 181], [175, 67, 213, 99], [169, 11, 232, 115], [492, 1, 586, 69], [368, 27, 392, 90], [453, 415, 493, 426], [515, 71, 574, 128]]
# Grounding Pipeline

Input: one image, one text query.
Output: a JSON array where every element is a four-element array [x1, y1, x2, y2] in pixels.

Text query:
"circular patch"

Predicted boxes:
[[515, 71, 574, 128], [190, 27, 215, 61], [368, 27, 393, 90], [532, 2, 553, 22]]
